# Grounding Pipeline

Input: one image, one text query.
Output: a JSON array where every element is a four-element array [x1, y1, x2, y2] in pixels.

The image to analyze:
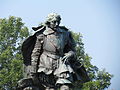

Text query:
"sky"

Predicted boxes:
[[0, 0, 120, 90]]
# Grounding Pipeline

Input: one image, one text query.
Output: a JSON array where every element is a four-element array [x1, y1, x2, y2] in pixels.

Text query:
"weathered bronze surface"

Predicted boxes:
[[17, 13, 89, 90]]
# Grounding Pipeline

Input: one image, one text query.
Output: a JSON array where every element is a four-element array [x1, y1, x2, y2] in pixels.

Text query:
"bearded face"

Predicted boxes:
[[49, 19, 60, 30], [45, 13, 61, 31]]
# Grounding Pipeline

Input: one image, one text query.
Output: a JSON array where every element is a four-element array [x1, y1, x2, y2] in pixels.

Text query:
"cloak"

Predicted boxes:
[[21, 28, 45, 66], [21, 26, 90, 83]]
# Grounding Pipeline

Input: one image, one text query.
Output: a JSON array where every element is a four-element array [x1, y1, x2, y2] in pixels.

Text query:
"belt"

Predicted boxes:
[[43, 51, 63, 59]]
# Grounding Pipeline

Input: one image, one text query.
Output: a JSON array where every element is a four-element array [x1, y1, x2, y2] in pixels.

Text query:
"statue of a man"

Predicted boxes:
[[17, 13, 89, 90]]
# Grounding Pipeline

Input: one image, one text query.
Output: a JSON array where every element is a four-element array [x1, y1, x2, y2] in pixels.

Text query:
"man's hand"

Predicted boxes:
[[30, 65, 37, 74], [62, 51, 75, 63]]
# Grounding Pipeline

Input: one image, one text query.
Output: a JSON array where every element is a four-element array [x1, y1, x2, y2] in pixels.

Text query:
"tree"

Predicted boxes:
[[0, 16, 29, 89], [72, 32, 113, 90]]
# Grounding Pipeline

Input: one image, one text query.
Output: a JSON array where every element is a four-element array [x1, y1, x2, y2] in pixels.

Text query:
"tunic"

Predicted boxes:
[[31, 27, 76, 85]]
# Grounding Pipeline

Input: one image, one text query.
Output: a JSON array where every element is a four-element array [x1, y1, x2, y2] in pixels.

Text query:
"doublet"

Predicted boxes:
[[31, 27, 76, 84]]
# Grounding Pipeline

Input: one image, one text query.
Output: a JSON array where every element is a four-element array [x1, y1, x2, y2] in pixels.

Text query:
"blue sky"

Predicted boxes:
[[0, 0, 120, 89]]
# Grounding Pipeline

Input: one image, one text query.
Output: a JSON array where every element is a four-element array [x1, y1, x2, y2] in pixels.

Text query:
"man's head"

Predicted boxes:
[[45, 13, 61, 30]]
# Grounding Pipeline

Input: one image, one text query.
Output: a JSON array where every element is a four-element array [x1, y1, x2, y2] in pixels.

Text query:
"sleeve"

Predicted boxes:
[[68, 31, 76, 51], [64, 31, 76, 58], [31, 33, 44, 71]]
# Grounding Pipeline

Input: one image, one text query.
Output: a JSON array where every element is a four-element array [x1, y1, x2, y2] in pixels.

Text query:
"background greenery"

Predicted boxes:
[[0, 16, 113, 90]]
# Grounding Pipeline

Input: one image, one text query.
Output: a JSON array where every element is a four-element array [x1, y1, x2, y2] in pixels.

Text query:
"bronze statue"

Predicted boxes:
[[17, 13, 89, 90]]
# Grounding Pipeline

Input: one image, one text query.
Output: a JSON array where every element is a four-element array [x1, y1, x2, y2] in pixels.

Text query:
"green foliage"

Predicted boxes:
[[0, 16, 29, 89], [72, 32, 113, 90]]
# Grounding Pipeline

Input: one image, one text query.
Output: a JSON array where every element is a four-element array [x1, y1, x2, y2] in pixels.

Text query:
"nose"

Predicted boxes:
[[53, 21, 59, 26], [55, 22, 59, 26]]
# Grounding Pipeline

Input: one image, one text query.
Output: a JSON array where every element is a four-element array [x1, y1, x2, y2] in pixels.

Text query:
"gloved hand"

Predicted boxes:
[[62, 51, 75, 63], [30, 65, 37, 74]]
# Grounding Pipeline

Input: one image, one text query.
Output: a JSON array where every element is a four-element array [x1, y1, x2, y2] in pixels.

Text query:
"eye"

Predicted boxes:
[[52, 21, 56, 24]]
